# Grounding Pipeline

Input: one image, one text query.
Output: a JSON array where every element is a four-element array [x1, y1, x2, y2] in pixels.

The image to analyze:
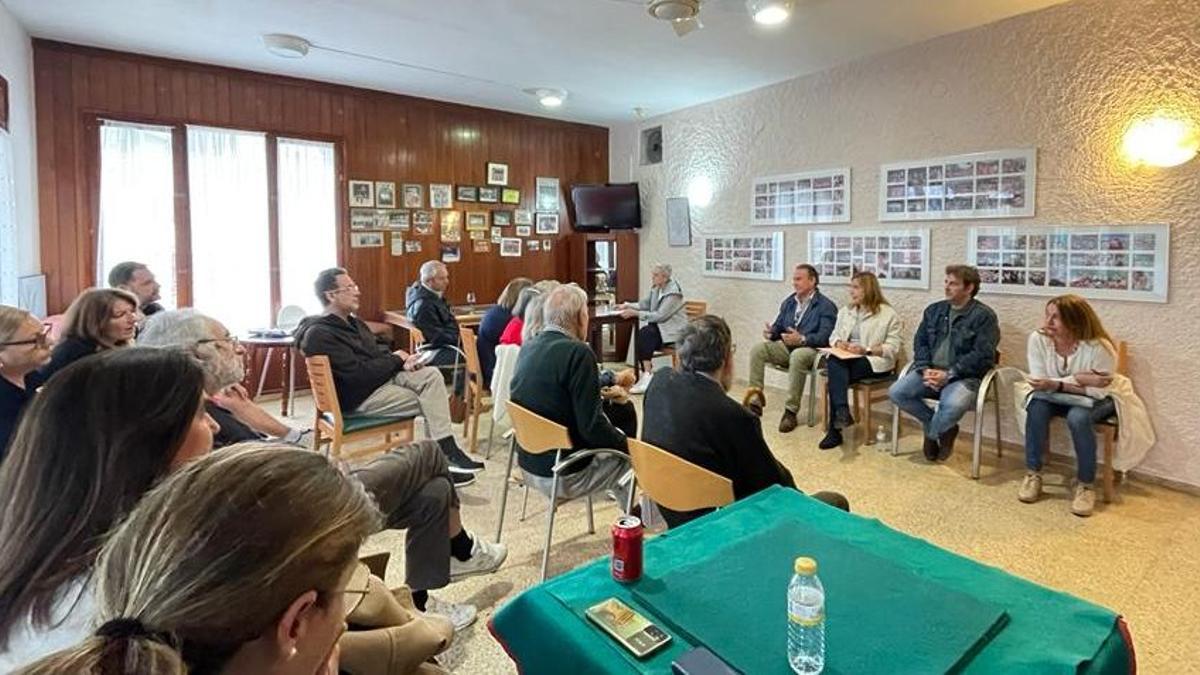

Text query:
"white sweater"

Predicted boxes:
[[829, 304, 903, 373], [0, 576, 94, 671], [1025, 331, 1116, 399]]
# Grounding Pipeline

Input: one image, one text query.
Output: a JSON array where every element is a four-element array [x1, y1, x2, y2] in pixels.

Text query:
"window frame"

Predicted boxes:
[[86, 114, 345, 324]]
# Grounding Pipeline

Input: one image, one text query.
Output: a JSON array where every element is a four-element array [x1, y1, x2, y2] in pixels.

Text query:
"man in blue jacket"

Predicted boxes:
[[889, 265, 1000, 461], [744, 263, 838, 433]]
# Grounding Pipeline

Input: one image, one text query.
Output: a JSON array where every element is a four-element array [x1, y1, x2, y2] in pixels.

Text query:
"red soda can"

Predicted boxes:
[[611, 515, 644, 582]]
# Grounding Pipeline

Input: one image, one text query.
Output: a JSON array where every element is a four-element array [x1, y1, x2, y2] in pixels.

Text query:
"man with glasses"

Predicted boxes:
[[0, 307, 54, 456], [297, 267, 484, 474], [642, 315, 848, 528], [141, 308, 503, 631]]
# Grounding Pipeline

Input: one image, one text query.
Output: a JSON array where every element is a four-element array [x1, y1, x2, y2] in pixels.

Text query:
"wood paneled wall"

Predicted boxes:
[[33, 40, 607, 318]]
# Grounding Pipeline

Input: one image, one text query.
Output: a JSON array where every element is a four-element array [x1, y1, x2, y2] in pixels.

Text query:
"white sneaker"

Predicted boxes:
[[1071, 482, 1096, 517], [425, 596, 477, 631], [1017, 472, 1043, 503], [629, 372, 653, 395], [449, 532, 508, 580]]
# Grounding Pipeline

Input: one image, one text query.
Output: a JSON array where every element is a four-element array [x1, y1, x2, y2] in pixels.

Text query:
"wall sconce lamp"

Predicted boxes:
[[1122, 114, 1198, 167]]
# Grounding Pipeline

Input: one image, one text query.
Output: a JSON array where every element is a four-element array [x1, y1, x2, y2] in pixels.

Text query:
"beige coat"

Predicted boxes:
[[828, 304, 903, 373]]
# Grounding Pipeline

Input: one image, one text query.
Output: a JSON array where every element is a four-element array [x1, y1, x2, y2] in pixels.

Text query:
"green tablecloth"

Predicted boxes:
[[489, 487, 1132, 674]]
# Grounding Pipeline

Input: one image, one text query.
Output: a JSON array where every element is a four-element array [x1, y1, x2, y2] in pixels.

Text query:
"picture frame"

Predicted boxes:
[[372, 210, 391, 229], [429, 183, 453, 209], [472, 240, 491, 253], [666, 197, 691, 247], [527, 240, 541, 252], [469, 230, 486, 240], [535, 176, 560, 212], [349, 208, 375, 230], [413, 210, 434, 235], [404, 240, 422, 253], [375, 181, 397, 208], [493, 210, 513, 227], [702, 231, 785, 281], [490, 226, 503, 240], [390, 232, 404, 256], [807, 228, 931, 290], [440, 212, 462, 242], [478, 186, 500, 203], [543, 240, 553, 252], [535, 212, 560, 235], [466, 212, 489, 230], [350, 232, 384, 248], [500, 237, 522, 257], [402, 184, 424, 209], [514, 209, 533, 226], [388, 210, 411, 230], [501, 188, 521, 204], [751, 168, 851, 226], [515, 225, 532, 237], [487, 162, 509, 186], [967, 224, 1169, 303], [879, 148, 1037, 221], [456, 185, 478, 202], [349, 180, 374, 208], [441, 245, 461, 263]]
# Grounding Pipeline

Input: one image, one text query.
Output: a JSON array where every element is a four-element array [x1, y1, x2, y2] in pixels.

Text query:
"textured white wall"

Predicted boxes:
[[0, 2, 38, 278], [612, 0, 1200, 487]]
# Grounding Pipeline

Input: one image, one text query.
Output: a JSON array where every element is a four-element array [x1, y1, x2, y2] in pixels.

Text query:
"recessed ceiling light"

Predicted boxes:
[[262, 33, 311, 59], [524, 87, 568, 109], [747, 0, 794, 25]]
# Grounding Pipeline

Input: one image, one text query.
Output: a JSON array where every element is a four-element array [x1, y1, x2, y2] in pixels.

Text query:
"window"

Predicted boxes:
[[96, 121, 177, 308], [95, 120, 337, 333]]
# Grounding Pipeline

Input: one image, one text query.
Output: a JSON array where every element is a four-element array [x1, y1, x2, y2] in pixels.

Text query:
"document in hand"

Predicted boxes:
[[819, 346, 864, 360]]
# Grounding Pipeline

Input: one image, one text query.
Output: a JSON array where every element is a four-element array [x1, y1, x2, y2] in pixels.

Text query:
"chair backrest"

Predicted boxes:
[[683, 300, 707, 319], [409, 326, 425, 352], [305, 355, 343, 427], [276, 305, 307, 332], [1113, 340, 1128, 376], [507, 402, 571, 455], [627, 438, 734, 512], [458, 326, 483, 384], [491, 344, 521, 423]]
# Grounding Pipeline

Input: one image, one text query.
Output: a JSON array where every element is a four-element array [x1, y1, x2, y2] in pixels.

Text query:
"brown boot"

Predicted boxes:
[[448, 395, 466, 424], [937, 425, 959, 460], [779, 410, 799, 433], [742, 387, 766, 417]]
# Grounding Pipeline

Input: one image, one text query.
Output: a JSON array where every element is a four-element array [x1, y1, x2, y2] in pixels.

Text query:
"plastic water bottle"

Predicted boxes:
[[787, 556, 825, 674], [876, 424, 888, 445]]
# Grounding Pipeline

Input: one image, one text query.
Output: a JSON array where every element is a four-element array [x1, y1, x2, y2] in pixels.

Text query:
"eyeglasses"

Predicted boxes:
[[0, 323, 52, 347], [196, 335, 240, 348], [330, 284, 360, 294], [341, 564, 372, 617]]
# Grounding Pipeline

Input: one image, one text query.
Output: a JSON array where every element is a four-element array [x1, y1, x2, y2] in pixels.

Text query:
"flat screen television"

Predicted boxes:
[[569, 183, 641, 230]]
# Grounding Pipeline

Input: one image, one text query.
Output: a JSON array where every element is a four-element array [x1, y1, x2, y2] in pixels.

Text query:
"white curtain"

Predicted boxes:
[[277, 137, 336, 317], [0, 131, 16, 306], [187, 125, 270, 335], [96, 121, 177, 308]]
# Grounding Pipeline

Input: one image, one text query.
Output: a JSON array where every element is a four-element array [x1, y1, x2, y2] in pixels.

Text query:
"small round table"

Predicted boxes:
[[240, 334, 298, 417]]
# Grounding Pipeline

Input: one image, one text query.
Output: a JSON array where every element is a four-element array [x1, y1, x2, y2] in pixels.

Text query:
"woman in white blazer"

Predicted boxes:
[[819, 272, 903, 450]]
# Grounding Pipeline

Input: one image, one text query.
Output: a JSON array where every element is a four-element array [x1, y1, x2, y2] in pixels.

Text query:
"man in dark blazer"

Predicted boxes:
[[643, 314, 848, 528]]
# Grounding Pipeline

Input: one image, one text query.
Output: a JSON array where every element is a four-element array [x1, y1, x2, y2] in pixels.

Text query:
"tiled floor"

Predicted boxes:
[[277, 383, 1200, 673]]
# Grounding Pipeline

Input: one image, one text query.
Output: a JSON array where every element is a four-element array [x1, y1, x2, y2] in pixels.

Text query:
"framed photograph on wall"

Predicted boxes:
[[807, 227, 931, 289], [372, 210, 391, 229], [429, 183, 452, 208], [535, 212, 560, 235], [388, 210, 411, 230], [702, 231, 785, 281], [402, 184, 424, 208], [515, 225, 532, 237], [487, 162, 509, 186], [751, 168, 850, 226], [440, 212, 462, 242], [349, 209, 374, 230], [666, 197, 692, 247], [456, 185, 478, 202], [466, 212, 489, 230], [441, 245, 461, 263], [390, 232, 404, 257], [350, 232, 383, 248], [493, 210, 513, 227], [375, 182, 397, 208], [880, 148, 1036, 221], [535, 176, 560, 212], [500, 238, 522, 257], [479, 186, 500, 203], [404, 240, 422, 253], [514, 209, 533, 225], [349, 180, 374, 207], [967, 224, 1169, 303], [502, 188, 521, 204], [527, 240, 542, 252]]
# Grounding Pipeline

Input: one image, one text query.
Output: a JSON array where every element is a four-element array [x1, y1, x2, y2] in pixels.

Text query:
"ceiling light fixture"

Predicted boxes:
[[746, 0, 795, 25], [524, 87, 568, 109], [262, 33, 311, 59]]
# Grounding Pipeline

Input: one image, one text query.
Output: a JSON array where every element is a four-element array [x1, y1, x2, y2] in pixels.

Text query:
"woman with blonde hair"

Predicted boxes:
[[1019, 294, 1116, 517], [0, 306, 53, 456], [20, 444, 381, 675], [37, 287, 139, 381], [818, 271, 903, 450]]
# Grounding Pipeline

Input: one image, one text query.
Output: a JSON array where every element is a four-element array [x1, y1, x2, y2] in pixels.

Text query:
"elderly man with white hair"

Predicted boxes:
[[510, 284, 637, 503], [406, 259, 466, 400], [618, 262, 687, 393], [139, 308, 506, 630]]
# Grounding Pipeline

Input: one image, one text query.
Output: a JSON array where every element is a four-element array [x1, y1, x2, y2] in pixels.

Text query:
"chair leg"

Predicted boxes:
[[807, 364, 819, 427], [586, 493, 595, 534], [1103, 428, 1116, 503], [541, 471, 561, 582], [971, 393, 987, 480], [890, 404, 901, 456], [494, 438, 516, 544], [626, 475, 638, 515], [994, 390, 1002, 458], [331, 434, 343, 461], [520, 485, 530, 522], [485, 417, 497, 460]]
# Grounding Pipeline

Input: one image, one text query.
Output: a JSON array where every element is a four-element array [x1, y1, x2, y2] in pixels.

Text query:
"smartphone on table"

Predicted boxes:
[[585, 597, 672, 658]]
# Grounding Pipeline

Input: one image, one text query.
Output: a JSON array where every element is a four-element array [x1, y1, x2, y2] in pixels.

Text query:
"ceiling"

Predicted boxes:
[[3, 0, 1071, 125]]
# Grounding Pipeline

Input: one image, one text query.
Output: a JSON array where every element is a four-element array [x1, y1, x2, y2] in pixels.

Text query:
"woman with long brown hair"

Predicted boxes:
[[37, 288, 139, 382], [20, 444, 380, 675], [818, 271, 903, 450], [477, 276, 532, 386], [0, 348, 217, 670], [0, 306, 54, 456], [1019, 294, 1117, 517]]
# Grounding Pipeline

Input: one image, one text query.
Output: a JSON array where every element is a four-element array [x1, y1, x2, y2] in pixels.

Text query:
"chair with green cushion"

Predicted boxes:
[[306, 355, 415, 462]]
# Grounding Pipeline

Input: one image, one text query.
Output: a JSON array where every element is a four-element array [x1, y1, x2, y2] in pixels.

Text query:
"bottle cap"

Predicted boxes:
[[793, 556, 817, 575]]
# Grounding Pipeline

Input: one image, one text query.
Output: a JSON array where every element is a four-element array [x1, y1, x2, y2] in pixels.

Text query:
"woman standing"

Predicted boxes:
[[620, 263, 687, 394], [477, 277, 532, 386], [1019, 294, 1116, 517], [37, 288, 139, 382], [818, 272, 902, 450], [0, 307, 53, 457]]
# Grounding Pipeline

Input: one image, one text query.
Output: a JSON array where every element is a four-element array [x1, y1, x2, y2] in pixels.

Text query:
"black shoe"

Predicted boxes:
[[937, 425, 959, 461], [779, 410, 799, 433], [922, 436, 940, 461], [832, 407, 855, 431], [451, 471, 476, 487], [818, 429, 843, 450], [438, 437, 484, 473]]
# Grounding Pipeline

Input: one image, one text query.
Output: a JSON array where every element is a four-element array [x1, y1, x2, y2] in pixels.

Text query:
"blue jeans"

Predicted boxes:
[[1024, 397, 1097, 483], [888, 369, 979, 440]]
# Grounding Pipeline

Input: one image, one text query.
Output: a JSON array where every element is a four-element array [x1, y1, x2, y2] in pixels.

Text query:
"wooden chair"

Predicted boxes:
[[306, 355, 415, 462], [1092, 341, 1128, 502], [458, 326, 490, 455], [626, 438, 733, 516], [816, 353, 905, 448], [660, 300, 709, 367], [766, 354, 823, 427], [494, 402, 633, 582], [890, 350, 1004, 480]]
